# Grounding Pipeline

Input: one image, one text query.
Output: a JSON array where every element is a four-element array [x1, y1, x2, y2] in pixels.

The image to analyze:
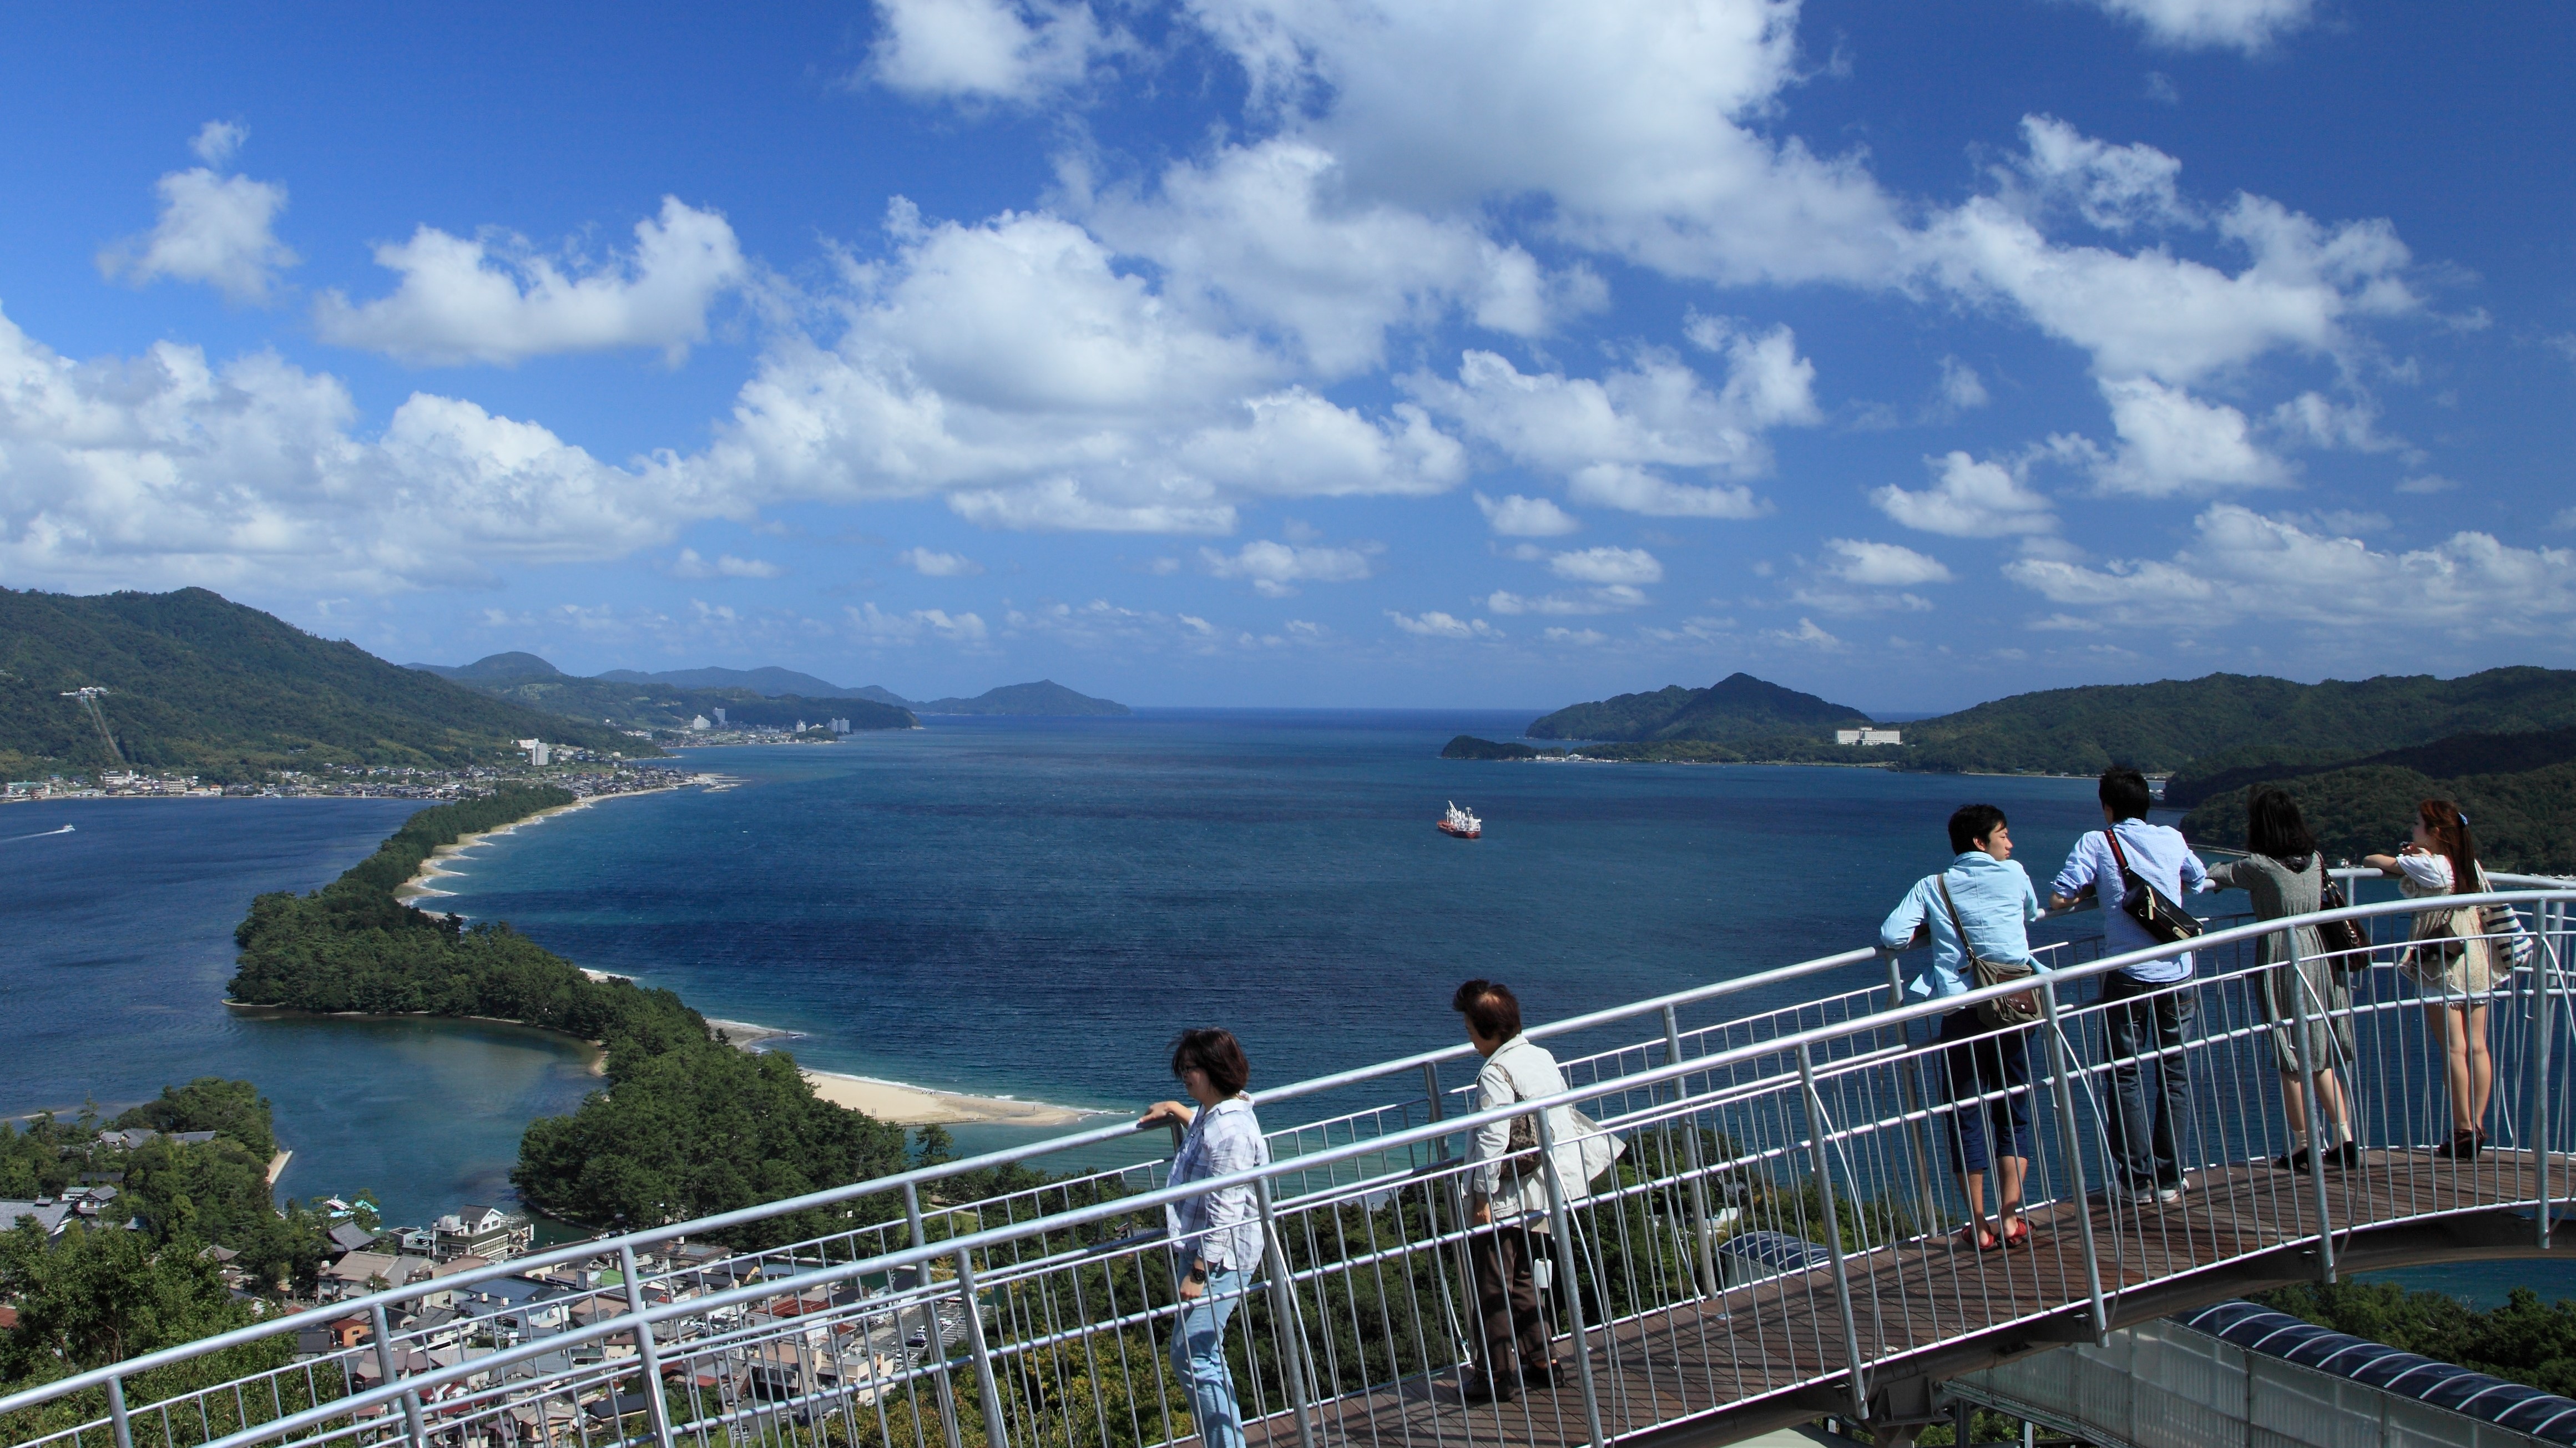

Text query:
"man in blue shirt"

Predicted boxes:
[[2049, 767, 2212, 1204], [1881, 803, 2044, 1252]]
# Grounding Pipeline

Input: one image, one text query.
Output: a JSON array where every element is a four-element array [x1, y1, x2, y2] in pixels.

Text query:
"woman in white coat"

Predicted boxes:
[[1453, 979, 1593, 1405]]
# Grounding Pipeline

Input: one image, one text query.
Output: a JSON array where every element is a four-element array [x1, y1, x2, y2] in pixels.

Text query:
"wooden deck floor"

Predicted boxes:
[[1240, 1146, 2557, 1448]]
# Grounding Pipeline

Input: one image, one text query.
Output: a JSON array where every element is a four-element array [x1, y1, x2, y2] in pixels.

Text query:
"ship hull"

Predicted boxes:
[[1436, 821, 1480, 838]]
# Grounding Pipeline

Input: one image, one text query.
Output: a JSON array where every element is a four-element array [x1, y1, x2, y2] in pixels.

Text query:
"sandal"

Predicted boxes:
[[1998, 1219, 2031, 1249], [1957, 1223, 2002, 1253]]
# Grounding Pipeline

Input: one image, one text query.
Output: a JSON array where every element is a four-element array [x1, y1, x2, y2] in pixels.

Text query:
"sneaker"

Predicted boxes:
[[2128, 1186, 2165, 1207], [2155, 1186, 2184, 1204]]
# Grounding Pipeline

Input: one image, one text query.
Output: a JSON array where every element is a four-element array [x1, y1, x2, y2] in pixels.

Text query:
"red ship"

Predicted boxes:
[[1437, 801, 1482, 838]]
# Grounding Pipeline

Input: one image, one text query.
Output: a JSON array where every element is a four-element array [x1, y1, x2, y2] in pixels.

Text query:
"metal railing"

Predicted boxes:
[[7, 872, 2573, 1448]]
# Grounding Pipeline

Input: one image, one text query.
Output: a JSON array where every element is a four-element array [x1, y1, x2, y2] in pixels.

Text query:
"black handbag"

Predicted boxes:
[[2107, 828, 2204, 945], [1938, 875, 2042, 1028], [2315, 869, 2371, 969]]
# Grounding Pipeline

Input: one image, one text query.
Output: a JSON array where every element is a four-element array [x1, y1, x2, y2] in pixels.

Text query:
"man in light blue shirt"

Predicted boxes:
[[2048, 766, 2213, 1204], [1880, 804, 2043, 1252]]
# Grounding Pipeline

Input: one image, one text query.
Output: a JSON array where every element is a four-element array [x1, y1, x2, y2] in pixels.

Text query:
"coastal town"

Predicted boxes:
[[3, 757, 689, 804]]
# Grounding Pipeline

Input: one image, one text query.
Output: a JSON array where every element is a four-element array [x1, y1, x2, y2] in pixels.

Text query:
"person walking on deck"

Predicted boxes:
[[2205, 788, 2356, 1172], [1453, 979, 1585, 1405], [1140, 1028, 1270, 1448], [1881, 804, 2046, 1251], [2050, 767, 2212, 1204]]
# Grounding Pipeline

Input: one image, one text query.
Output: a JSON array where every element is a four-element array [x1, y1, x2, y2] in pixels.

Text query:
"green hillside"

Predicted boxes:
[[2165, 726, 2576, 809], [1527, 672, 1870, 741], [448, 670, 916, 733], [2179, 761, 2576, 875], [1898, 667, 2576, 776], [0, 588, 650, 781]]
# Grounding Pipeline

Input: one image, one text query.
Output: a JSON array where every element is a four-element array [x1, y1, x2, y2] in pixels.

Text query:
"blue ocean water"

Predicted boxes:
[[1, 797, 600, 1224]]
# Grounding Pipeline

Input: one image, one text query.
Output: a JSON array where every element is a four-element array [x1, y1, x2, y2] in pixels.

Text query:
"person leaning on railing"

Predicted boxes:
[[1139, 1028, 1272, 1448], [1452, 978, 1584, 1405], [2364, 801, 2500, 1161], [2203, 788, 2356, 1173], [1878, 803, 2045, 1253], [2048, 766, 2214, 1207]]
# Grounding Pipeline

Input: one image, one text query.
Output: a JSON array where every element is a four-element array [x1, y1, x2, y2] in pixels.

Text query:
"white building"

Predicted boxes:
[[689, 715, 711, 731], [516, 738, 552, 766], [1835, 728, 1904, 747]]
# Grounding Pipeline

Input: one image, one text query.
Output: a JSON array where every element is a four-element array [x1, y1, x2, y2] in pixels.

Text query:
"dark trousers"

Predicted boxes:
[[1465, 1219, 1551, 1379], [2100, 973, 2196, 1191], [1936, 1009, 2033, 1174]]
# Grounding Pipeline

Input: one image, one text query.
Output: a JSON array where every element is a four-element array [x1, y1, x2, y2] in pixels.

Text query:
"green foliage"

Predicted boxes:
[[0, 585, 653, 780], [1442, 735, 1549, 760], [2164, 725, 2576, 809], [454, 673, 918, 733], [2254, 1280, 2576, 1399], [111, 1079, 278, 1160], [1898, 667, 2576, 777], [1527, 673, 1871, 742], [908, 680, 1130, 716], [2178, 761, 2576, 873]]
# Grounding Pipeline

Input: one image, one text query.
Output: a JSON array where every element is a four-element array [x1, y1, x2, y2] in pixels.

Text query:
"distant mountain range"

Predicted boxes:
[[405, 654, 1128, 726], [1528, 672, 1870, 742], [0, 588, 650, 781]]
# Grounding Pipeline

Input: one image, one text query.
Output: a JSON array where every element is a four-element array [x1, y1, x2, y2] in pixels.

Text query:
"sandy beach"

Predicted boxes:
[[395, 779, 716, 904], [798, 1069, 1096, 1127]]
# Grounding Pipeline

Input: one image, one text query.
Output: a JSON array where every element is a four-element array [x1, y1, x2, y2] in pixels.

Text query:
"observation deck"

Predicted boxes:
[[8, 871, 2576, 1448]]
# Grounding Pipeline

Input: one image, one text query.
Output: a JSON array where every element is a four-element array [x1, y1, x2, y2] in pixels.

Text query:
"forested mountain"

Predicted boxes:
[[2165, 726, 2576, 810], [1527, 672, 1871, 741], [1898, 668, 2576, 776], [0, 588, 646, 781], [2180, 761, 2576, 875], [436, 669, 917, 733], [910, 679, 1130, 715]]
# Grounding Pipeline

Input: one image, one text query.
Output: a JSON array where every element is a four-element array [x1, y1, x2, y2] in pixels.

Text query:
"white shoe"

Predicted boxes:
[[2155, 1186, 2183, 1205], [2129, 1187, 2164, 1207]]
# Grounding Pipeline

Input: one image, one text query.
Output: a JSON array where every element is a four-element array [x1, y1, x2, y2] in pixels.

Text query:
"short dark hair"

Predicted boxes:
[[1169, 1028, 1250, 1097], [2099, 767, 2153, 822], [2245, 787, 2318, 862], [1948, 804, 2008, 854], [1451, 979, 1522, 1042]]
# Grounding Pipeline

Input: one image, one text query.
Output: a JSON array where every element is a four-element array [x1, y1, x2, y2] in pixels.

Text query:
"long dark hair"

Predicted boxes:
[[2245, 787, 2317, 864], [2416, 798, 2481, 895]]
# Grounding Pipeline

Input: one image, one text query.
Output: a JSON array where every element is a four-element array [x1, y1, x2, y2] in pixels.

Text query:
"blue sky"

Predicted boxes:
[[1, 1, 2569, 712]]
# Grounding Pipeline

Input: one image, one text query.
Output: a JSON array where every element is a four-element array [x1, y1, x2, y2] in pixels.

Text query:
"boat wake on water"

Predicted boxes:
[[2, 824, 77, 843]]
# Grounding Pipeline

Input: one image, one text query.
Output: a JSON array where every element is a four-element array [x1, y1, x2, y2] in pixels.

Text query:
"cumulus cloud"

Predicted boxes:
[[669, 548, 784, 579], [1937, 357, 1989, 412], [1387, 609, 1501, 639], [2079, 0, 2316, 53], [2006, 505, 2576, 632], [849, 600, 991, 643], [2082, 377, 2293, 496], [313, 197, 747, 366], [0, 303, 705, 593], [1564, 463, 1769, 519], [1873, 452, 2059, 537], [1765, 617, 1845, 650], [1541, 626, 1608, 645], [897, 546, 985, 576], [2008, 115, 2195, 233], [948, 479, 1236, 534], [1201, 538, 1376, 596], [1547, 545, 1662, 586], [866, 0, 1113, 104], [2397, 474, 2462, 495], [1823, 539, 1952, 586], [98, 124, 298, 305], [1486, 586, 1647, 616], [1475, 492, 1580, 536]]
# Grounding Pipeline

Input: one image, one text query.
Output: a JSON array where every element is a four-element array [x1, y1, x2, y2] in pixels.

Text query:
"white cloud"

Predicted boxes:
[[1823, 539, 1952, 586], [2009, 115, 2195, 233], [670, 548, 785, 579], [2085, 377, 2292, 496], [1475, 492, 1580, 537], [1565, 463, 1770, 519], [1486, 586, 1646, 616], [1937, 356, 1990, 412], [1188, 0, 1907, 286], [848, 601, 991, 643], [1547, 545, 1662, 586], [948, 479, 1237, 534], [2397, 473, 2463, 495], [2006, 504, 2576, 632], [1764, 617, 1845, 650], [866, 0, 1112, 104], [1540, 626, 1608, 645], [1872, 452, 2059, 537], [2080, 0, 2315, 53], [1201, 538, 1375, 596], [1387, 609, 1499, 639], [313, 197, 747, 366], [1176, 390, 1465, 498], [98, 126, 297, 305], [897, 546, 985, 576]]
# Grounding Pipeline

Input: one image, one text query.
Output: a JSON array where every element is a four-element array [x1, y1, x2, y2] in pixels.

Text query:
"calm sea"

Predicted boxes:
[[7, 708, 2562, 1305]]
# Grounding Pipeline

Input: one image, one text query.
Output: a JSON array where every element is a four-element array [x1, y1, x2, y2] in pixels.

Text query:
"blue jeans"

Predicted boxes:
[[1171, 1268, 1252, 1448], [2100, 973, 2195, 1191]]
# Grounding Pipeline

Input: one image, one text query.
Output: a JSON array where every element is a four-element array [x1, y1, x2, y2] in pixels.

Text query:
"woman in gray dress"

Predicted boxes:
[[2205, 788, 2356, 1171]]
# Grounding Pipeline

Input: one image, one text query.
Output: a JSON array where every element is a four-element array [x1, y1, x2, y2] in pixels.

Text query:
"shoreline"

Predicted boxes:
[[395, 781, 710, 904]]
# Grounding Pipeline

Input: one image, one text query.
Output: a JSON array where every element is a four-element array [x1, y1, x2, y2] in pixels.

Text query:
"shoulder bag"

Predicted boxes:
[[2106, 828, 2204, 945], [1494, 1055, 1624, 1189], [1937, 875, 2042, 1028], [2312, 862, 2371, 972], [2473, 865, 2537, 971]]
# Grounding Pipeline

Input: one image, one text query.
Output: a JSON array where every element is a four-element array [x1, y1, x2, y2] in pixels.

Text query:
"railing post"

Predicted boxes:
[[104, 1375, 133, 1448], [367, 1300, 428, 1448], [953, 1244, 1011, 1448], [2039, 978, 2108, 1342], [2287, 934, 2337, 1283], [1253, 1176, 1320, 1448], [905, 1183, 966, 1448], [2534, 898, 2558, 1249], [618, 1242, 678, 1448], [1796, 1041, 1871, 1422], [1663, 1005, 1724, 1300], [1882, 954, 1946, 1255], [1533, 1107, 1610, 1448], [1425, 1060, 1481, 1368]]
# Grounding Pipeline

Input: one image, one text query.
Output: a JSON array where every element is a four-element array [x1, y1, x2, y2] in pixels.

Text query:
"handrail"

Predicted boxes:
[[9, 874, 2569, 1432]]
